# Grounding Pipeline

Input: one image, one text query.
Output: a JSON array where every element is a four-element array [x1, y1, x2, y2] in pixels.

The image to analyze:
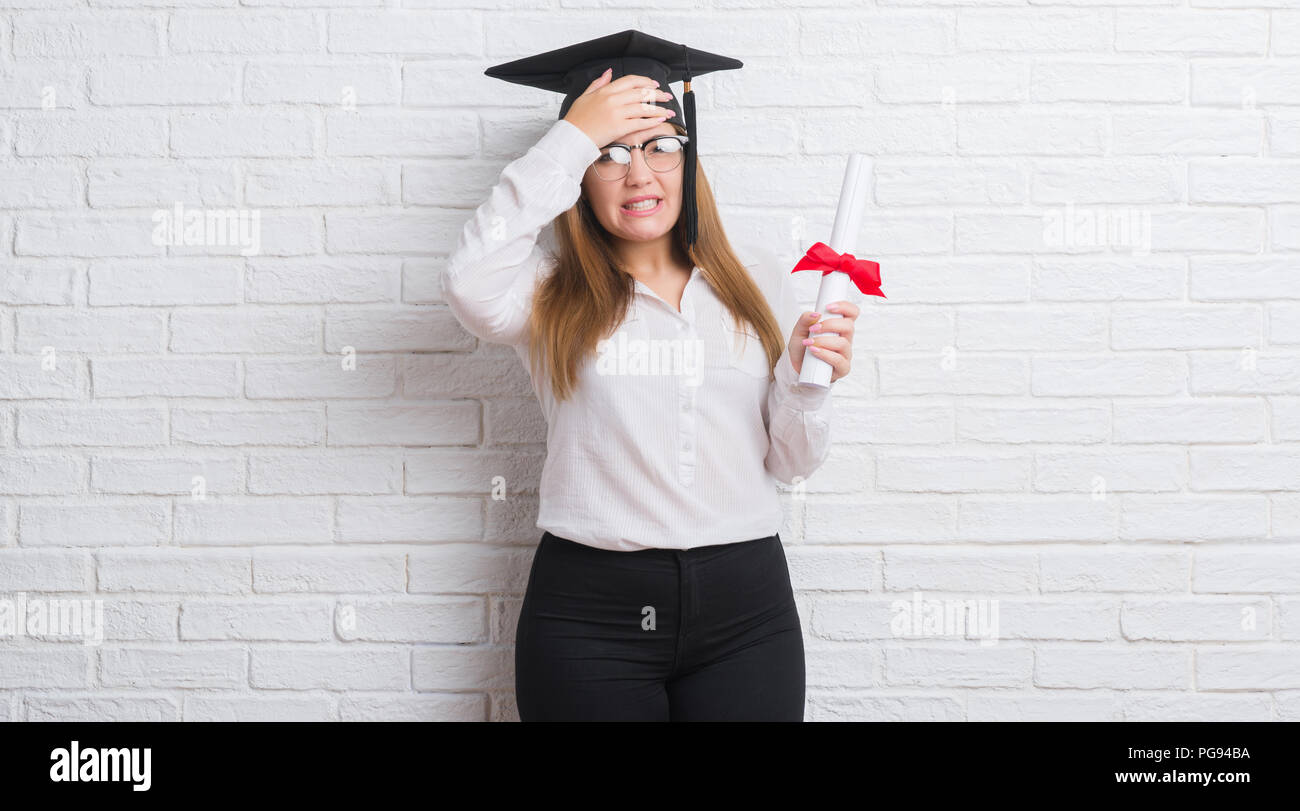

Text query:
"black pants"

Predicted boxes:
[[515, 530, 806, 721]]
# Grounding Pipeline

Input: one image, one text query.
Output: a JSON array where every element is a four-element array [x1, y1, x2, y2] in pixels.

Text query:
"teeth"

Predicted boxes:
[[623, 199, 660, 211]]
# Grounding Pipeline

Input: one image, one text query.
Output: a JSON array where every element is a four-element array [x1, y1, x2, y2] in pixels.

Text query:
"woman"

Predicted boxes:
[[442, 49, 861, 721]]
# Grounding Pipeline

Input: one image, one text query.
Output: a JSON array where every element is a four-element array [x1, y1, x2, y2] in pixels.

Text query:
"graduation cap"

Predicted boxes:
[[484, 29, 743, 246]]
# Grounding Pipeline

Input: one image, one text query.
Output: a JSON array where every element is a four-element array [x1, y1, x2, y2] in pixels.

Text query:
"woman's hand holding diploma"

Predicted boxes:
[[787, 301, 860, 384]]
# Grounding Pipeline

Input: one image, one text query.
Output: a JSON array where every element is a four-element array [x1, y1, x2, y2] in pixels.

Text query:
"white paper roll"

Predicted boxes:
[[798, 153, 872, 389]]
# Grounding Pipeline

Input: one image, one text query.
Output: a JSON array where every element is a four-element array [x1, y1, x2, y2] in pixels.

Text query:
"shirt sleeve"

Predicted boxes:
[[439, 118, 601, 347], [749, 244, 837, 485]]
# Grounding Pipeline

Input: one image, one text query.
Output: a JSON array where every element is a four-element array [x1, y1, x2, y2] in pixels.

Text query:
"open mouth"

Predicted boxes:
[[622, 197, 663, 212]]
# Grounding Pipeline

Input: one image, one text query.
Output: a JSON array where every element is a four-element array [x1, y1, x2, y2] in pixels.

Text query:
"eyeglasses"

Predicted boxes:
[[592, 135, 690, 181]]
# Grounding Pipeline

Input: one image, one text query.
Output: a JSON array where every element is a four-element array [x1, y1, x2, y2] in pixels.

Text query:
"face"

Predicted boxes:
[[581, 122, 685, 243]]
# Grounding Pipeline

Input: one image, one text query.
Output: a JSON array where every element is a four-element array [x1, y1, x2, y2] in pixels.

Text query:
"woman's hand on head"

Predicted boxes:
[[787, 300, 859, 383], [563, 69, 678, 149]]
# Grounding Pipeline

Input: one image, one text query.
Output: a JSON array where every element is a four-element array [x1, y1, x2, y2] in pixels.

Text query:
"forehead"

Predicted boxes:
[[606, 122, 678, 146]]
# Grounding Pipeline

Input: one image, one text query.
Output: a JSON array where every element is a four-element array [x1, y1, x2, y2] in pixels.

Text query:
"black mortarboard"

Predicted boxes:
[[484, 29, 743, 247]]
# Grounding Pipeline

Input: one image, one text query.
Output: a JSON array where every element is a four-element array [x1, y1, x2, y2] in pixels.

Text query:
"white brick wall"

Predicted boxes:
[[1, 3, 1298, 722]]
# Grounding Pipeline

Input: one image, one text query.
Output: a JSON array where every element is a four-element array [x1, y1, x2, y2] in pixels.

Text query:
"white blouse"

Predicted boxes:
[[441, 118, 836, 552]]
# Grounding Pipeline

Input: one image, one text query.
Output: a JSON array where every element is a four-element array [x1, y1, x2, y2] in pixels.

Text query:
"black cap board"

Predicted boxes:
[[484, 29, 743, 246]]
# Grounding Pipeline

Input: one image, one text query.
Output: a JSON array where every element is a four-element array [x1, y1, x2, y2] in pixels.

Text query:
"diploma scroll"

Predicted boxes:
[[796, 153, 875, 389]]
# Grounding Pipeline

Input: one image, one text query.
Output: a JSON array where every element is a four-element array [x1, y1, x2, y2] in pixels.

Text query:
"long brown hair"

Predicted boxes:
[[526, 122, 783, 401]]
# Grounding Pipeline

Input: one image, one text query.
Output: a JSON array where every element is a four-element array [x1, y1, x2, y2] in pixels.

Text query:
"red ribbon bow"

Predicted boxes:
[[790, 241, 885, 298]]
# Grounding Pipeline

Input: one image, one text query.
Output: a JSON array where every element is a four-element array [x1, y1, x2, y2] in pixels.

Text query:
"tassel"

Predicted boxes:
[[681, 44, 698, 247]]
